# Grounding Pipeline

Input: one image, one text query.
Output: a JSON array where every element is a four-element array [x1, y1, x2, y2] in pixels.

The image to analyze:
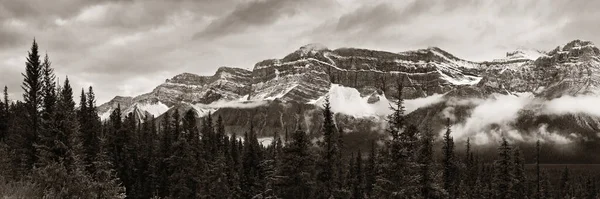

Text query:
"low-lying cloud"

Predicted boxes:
[[443, 93, 600, 145], [542, 95, 600, 117]]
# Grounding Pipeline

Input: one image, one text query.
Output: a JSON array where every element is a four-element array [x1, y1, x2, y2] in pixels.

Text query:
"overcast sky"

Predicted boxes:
[[1, 0, 599, 104]]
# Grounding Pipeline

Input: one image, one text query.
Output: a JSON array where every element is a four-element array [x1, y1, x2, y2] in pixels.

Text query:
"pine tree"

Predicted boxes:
[[6, 101, 32, 179], [21, 39, 44, 172], [317, 97, 342, 198], [78, 89, 88, 127], [146, 116, 161, 197], [3, 86, 7, 113], [559, 166, 571, 198], [82, 87, 101, 171], [215, 115, 226, 151], [442, 118, 455, 196], [158, 110, 172, 198], [264, 131, 282, 198], [0, 89, 5, 141], [107, 104, 122, 170], [120, 112, 139, 197], [495, 137, 513, 199], [36, 53, 58, 165], [202, 112, 215, 158], [91, 132, 126, 198], [463, 137, 476, 198], [33, 77, 94, 198], [512, 147, 526, 199], [419, 127, 440, 199], [350, 150, 364, 199], [168, 109, 197, 199], [47, 78, 76, 165], [540, 171, 552, 199], [274, 130, 315, 199], [0, 86, 7, 140], [374, 81, 420, 198], [241, 121, 264, 198], [365, 140, 377, 198], [40, 54, 56, 124], [536, 140, 541, 199], [185, 109, 201, 197], [387, 81, 405, 141], [229, 132, 243, 198]]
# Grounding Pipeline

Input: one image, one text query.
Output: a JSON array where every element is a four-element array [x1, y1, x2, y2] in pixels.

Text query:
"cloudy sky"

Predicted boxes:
[[1, 0, 598, 104]]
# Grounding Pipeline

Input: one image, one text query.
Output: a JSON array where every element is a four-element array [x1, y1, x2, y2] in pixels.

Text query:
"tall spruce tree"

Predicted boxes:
[[158, 110, 172, 197], [83, 87, 101, 171], [3, 86, 7, 112], [229, 132, 243, 198], [350, 150, 364, 199], [36, 53, 59, 166], [169, 109, 197, 198], [241, 121, 264, 198], [78, 89, 87, 126], [21, 39, 44, 171], [365, 140, 377, 198], [317, 97, 342, 198], [40, 53, 56, 128], [442, 118, 455, 196], [495, 137, 513, 199], [0, 87, 5, 141], [120, 112, 139, 197], [374, 81, 420, 198], [536, 140, 541, 199], [419, 127, 439, 199], [512, 147, 526, 198], [0, 86, 8, 140], [185, 109, 201, 197]]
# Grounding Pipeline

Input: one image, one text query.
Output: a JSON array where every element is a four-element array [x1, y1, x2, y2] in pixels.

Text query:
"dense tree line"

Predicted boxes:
[[1, 40, 600, 198]]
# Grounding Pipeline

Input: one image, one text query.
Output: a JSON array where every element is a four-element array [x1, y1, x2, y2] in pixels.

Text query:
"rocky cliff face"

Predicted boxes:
[[478, 39, 600, 99], [100, 43, 488, 119], [98, 67, 252, 119]]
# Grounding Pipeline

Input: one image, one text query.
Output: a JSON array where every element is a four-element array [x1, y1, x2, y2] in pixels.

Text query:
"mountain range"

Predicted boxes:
[[98, 39, 600, 161]]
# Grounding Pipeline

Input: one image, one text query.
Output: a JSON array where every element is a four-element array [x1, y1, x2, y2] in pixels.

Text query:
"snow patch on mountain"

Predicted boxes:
[[437, 69, 482, 85], [100, 108, 113, 121], [136, 101, 169, 117], [313, 84, 444, 118]]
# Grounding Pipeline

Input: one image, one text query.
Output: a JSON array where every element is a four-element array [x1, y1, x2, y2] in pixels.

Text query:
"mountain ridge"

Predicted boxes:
[[98, 39, 600, 151], [99, 39, 599, 119]]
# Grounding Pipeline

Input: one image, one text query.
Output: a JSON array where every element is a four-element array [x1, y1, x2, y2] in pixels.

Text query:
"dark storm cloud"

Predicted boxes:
[[194, 0, 304, 39]]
